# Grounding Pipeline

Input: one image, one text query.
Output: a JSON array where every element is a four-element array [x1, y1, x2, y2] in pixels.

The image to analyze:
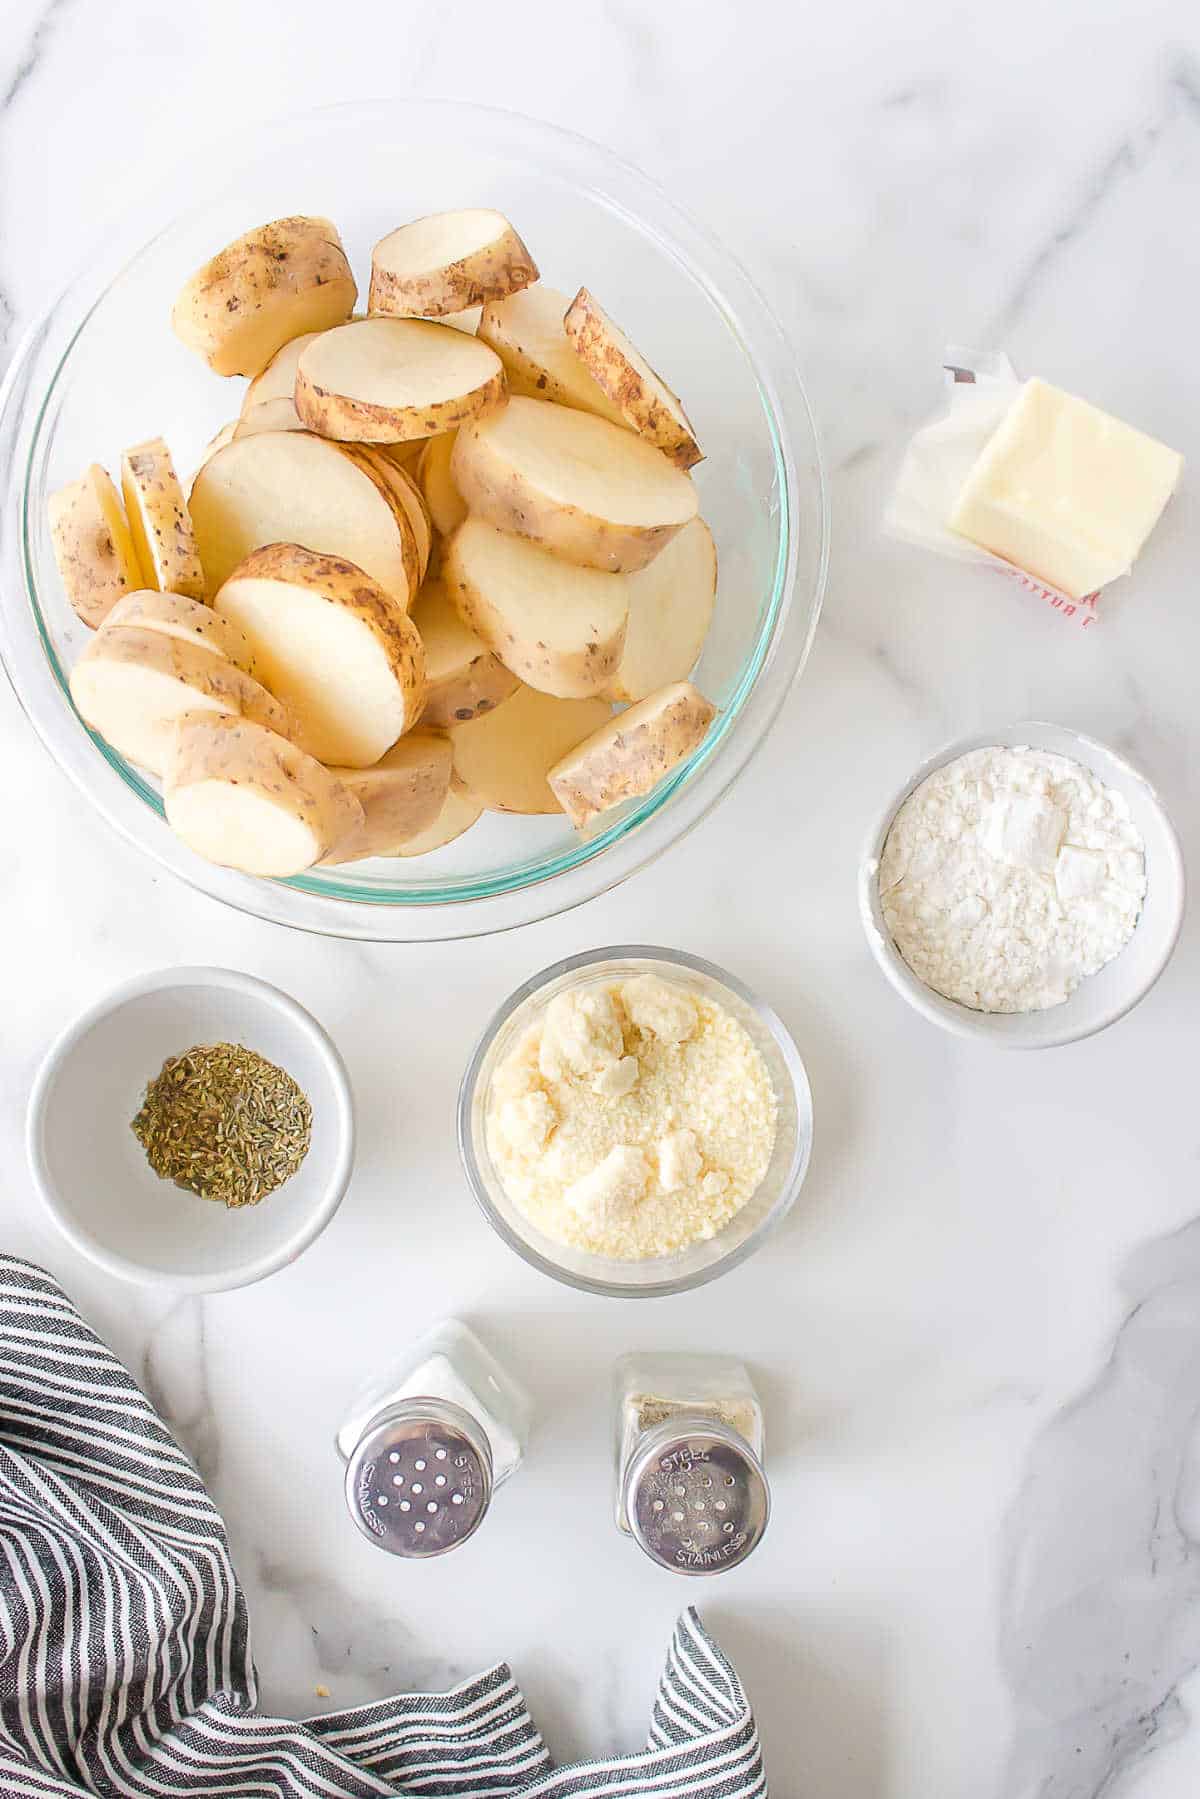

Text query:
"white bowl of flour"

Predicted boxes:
[[858, 723, 1185, 1048]]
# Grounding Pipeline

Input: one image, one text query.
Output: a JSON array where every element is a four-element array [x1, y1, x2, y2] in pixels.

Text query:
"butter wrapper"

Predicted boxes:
[[886, 347, 1099, 630]]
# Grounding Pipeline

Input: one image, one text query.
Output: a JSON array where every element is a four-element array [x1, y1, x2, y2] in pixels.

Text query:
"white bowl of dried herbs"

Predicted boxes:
[[27, 967, 354, 1291]]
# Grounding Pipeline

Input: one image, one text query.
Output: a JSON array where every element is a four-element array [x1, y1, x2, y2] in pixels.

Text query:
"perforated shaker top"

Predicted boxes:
[[344, 1397, 493, 1557], [625, 1416, 770, 1575]]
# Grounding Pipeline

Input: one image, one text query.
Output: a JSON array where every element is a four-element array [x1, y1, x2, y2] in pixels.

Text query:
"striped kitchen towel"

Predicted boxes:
[[0, 1255, 766, 1796]]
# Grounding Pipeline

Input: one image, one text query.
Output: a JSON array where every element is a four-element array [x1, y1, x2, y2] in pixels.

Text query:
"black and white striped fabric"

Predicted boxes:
[[0, 1256, 766, 1797]]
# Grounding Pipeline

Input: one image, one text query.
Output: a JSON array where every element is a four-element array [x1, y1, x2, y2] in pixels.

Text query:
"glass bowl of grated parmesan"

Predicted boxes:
[[457, 946, 812, 1297]]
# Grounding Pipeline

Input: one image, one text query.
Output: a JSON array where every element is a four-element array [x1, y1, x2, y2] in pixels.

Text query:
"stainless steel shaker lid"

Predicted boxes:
[[344, 1398, 493, 1558], [625, 1416, 769, 1575]]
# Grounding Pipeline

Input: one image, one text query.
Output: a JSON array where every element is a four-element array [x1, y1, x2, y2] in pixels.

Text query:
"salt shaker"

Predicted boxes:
[[614, 1351, 769, 1575], [337, 1320, 532, 1559]]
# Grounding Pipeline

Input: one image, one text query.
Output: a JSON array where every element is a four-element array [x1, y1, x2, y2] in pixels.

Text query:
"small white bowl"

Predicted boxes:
[[28, 967, 354, 1290], [858, 723, 1186, 1049]]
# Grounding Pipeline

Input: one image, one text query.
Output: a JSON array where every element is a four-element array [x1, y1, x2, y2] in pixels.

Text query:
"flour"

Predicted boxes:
[[878, 747, 1146, 1013]]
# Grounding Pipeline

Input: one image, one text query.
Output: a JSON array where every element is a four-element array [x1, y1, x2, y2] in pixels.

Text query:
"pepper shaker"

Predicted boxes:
[[614, 1351, 769, 1574]]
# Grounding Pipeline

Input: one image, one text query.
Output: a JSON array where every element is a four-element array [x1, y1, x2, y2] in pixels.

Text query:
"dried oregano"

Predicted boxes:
[[131, 1042, 312, 1208]]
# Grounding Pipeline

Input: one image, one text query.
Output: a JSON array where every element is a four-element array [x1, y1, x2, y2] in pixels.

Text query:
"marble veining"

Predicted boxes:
[[1, 4, 1199, 1797]]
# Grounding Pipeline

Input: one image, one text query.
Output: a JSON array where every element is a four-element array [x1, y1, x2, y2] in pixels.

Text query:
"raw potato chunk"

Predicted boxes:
[[234, 397, 304, 437], [440, 305, 483, 334], [379, 440, 426, 474], [444, 518, 628, 699], [548, 680, 716, 829], [172, 216, 356, 378], [121, 438, 205, 598], [48, 465, 144, 628], [214, 544, 426, 767], [165, 713, 362, 877], [369, 210, 537, 318], [189, 431, 418, 606], [607, 519, 716, 703], [412, 575, 518, 727], [69, 625, 289, 776], [451, 397, 698, 574], [364, 453, 432, 578], [241, 330, 322, 414], [417, 430, 467, 538], [196, 423, 237, 473], [102, 590, 259, 677], [478, 285, 625, 423], [321, 730, 453, 862], [451, 684, 611, 814], [397, 774, 483, 857], [564, 289, 703, 470], [334, 444, 423, 605], [295, 318, 505, 443]]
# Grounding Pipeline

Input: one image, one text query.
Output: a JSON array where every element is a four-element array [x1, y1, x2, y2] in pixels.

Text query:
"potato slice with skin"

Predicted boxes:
[[440, 305, 483, 334], [548, 681, 716, 829], [417, 430, 466, 538], [334, 444, 422, 605], [444, 518, 628, 699], [295, 318, 505, 444], [564, 289, 703, 470], [412, 575, 518, 727], [69, 625, 289, 776], [195, 422, 237, 475], [321, 729, 453, 863], [172, 216, 357, 378], [606, 518, 716, 704], [189, 431, 417, 608], [355, 450, 432, 580], [214, 543, 426, 768], [165, 713, 362, 877], [451, 397, 698, 574], [120, 437, 205, 600], [378, 439, 426, 474], [478, 285, 626, 424], [49, 466, 144, 628], [451, 684, 611, 815], [368, 211, 537, 318], [234, 396, 304, 437], [397, 774, 483, 857], [102, 590, 259, 677], [241, 330, 322, 414]]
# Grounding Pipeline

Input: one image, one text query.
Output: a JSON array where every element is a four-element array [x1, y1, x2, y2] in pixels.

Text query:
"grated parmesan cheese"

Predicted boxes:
[[486, 974, 777, 1260]]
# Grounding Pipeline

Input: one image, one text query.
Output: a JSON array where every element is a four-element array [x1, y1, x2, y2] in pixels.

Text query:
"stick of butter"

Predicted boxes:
[[948, 378, 1182, 601]]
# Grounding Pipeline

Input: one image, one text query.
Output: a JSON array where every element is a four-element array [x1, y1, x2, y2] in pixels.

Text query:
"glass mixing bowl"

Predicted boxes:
[[0, 101, 827, 941], [458, 947, 813, 1297]]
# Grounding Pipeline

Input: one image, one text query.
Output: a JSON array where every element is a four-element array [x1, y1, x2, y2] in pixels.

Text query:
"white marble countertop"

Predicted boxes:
[[3, 4, 1200, 1795]]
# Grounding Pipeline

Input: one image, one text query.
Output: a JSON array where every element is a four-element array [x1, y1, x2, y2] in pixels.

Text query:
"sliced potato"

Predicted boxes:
[[189, 431, 418, 607], [397, 774, 483, 857], [378, 439, 426, 474], [444, 518, 628, 699], [214, 543, 425, 768], [607, 518, 716, 704], [451, 396, 698, 574], [241, 330, 322, 414], [172, 216, 356, 378], [102, 590, 259, 677], [333, 443, 423, 605], [165, 713, 362, 877], [417, 430, 467, 538], [195, 422, 237, 474], [69, 625, 289, 776], [412, 575, 518, 727], [368, 210, 537, 318], [451, 684, 611, 814], [48, 465, 144, 628], [440, 305, 483, 334], [563, 288, 703, 470], [234, 396, 304, 437], [120, 437, 205, 599], [478, 285, 625, 423], [321, 730, 453, 862], [358, 451, 432, 579], [295, 318, 505, 443], [548, 681, 716, 829]]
